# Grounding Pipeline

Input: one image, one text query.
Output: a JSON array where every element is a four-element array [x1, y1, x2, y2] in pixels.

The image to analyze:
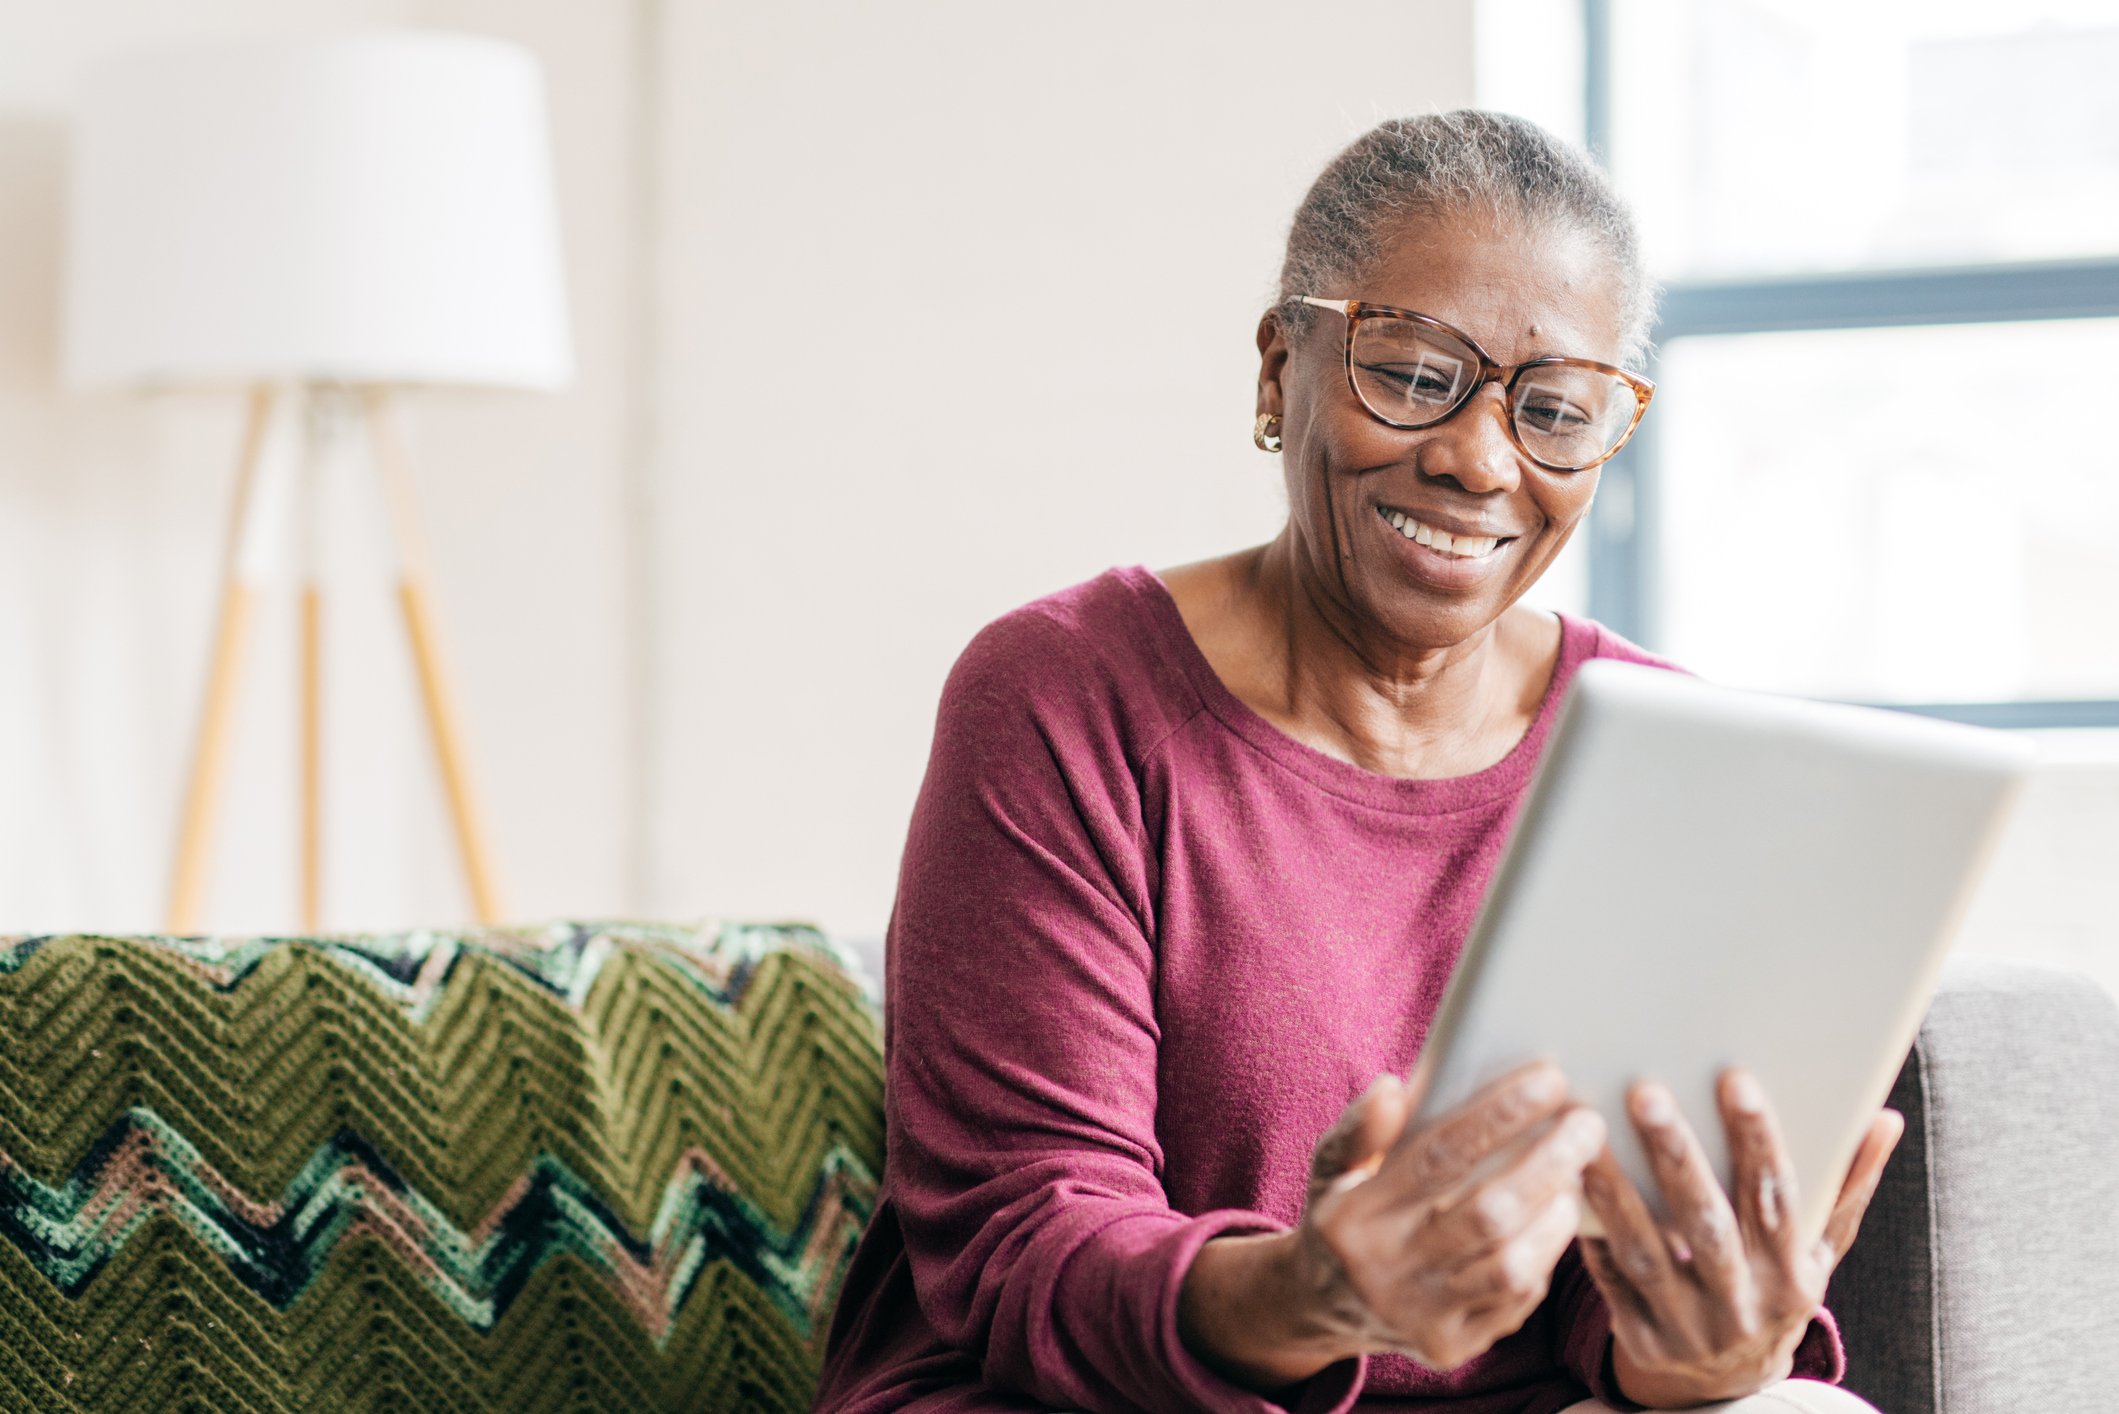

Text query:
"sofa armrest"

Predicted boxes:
[[1829, 956, 2119, 1414]]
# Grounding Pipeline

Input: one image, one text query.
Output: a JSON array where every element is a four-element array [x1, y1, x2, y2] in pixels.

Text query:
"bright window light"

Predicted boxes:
[[1607, 0, 2119, 279], [1657, 318, 2119, 703]]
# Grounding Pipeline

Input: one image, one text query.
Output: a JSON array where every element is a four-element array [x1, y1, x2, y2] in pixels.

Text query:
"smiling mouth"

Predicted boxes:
[[1376, 505, 1511, 560]]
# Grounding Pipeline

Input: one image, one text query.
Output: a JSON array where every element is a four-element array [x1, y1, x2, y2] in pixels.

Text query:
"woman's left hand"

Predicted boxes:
[[1577, 1069, 1903, 1409]]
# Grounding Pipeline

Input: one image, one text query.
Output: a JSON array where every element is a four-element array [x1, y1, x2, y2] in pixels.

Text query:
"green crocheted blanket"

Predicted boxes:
[[0, 921, 884, 1414]]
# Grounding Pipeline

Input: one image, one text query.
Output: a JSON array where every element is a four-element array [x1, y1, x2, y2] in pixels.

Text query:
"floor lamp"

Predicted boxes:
[[63, 33, 575, 934]]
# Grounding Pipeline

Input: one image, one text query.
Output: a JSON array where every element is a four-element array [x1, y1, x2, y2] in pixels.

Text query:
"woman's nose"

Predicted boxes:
[[1420, 385, 1522, 494]]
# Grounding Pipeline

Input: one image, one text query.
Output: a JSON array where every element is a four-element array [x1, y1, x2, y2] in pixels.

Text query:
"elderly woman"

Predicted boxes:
[[814, 113, 1901, 1414]]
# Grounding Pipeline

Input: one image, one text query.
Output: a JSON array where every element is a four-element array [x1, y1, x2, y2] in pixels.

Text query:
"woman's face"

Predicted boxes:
[[1258, 211, 1627, 653]]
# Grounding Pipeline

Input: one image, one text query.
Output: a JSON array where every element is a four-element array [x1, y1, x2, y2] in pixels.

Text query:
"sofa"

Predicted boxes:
[[0, 927, 2111, 1413], [1825, 956, 2119, 1413]]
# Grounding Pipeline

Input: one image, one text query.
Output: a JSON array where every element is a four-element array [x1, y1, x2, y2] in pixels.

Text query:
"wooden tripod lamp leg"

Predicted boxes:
[[299, 582, 324, 932], [297, 392, 329, 935], [361, 388, 508, 925], [299, 585, 323, 932], [167, 386, 277, 935]]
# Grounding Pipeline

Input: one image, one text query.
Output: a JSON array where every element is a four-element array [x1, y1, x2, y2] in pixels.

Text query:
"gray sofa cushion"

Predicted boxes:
[[1829, 1035, 1940, 1413], [1829, 957, 2119, 1414]]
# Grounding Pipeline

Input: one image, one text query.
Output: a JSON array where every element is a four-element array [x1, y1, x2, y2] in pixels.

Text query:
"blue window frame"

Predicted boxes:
[[1580, 0, 2119, 728]]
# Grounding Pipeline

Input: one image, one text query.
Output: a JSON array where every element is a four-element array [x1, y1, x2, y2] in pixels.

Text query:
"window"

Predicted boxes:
[[1483, 0, 2119, 724], [1604, 3, 2119, 279], [1656, 315, 2119, 706]]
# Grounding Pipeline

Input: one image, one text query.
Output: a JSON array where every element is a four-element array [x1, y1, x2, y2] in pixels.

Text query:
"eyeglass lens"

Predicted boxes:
[[1349, 317, 1635, 470]]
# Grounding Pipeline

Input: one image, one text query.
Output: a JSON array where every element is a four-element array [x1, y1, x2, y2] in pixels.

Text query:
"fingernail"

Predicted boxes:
[[1729, 1072, 1768, 1115], [1521, 1066, 1566, 1104], [1562, 1108, 1607, 1157], [1633, 1085, 1676, 1125]]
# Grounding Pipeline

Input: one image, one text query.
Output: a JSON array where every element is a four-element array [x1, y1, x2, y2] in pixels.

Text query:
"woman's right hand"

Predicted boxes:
[[1178, 1063, 1606, 1391]]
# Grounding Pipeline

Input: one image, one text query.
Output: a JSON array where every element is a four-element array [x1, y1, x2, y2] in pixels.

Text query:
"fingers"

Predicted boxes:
[[1718, 1070, 1801, 1280], [1309, 1074, 1413, 1203], [1579, 1235, 1656, 1328], [1382, 1062, 1571, 1203], [1580, 1144, 1680, 1309], [1628, 1081, 1746, 1300], [1817, 1108, 1904, 1268], [1422, 1105, 1605, 1256], [1389, 1189, 1585, 1371], [1436, 1182, 1584, 1303]]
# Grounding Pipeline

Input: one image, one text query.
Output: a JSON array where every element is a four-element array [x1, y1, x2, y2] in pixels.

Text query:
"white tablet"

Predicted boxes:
[[1408, 659, 2032, 1242]]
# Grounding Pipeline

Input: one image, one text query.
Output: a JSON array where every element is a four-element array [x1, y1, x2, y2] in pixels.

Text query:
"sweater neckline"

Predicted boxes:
[[1118, 564, 1594, 815]]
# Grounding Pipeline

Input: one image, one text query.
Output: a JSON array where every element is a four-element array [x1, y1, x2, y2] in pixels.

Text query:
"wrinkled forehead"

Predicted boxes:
[[1348, 208, 1630, 367]]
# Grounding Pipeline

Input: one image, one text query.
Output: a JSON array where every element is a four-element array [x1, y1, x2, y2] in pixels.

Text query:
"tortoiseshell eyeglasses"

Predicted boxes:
[[1294, 295, 1654, 473]]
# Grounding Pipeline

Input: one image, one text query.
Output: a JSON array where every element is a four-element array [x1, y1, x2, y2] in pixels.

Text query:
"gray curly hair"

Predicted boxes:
[[1275, 111, 1655, 369]]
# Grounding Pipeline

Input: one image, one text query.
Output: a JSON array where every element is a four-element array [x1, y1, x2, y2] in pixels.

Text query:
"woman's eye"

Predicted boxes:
[[1520, 398, 1590, 433], [1364, 361, 1457, 404]]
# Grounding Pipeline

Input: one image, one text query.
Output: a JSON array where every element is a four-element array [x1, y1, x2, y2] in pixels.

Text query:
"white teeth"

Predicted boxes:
[[1381, 508, 1503, 559]]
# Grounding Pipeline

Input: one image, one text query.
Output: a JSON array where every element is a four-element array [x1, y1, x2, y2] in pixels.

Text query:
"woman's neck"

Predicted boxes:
[[1160, 536, 1562, 780]]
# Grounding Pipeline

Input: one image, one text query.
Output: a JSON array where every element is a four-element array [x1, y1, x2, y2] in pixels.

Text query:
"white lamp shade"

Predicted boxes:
[[64, 31, 574, 390]]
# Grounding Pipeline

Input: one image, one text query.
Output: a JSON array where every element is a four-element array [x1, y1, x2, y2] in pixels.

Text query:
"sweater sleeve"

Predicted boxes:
[[1552, 1244, 1620, 1399], [881, 611, 1363, 1414]]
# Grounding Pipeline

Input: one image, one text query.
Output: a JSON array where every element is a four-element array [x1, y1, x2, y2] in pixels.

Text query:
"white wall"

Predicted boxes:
[[641, 0, 1477, 945], [1954, 733, 2119, 1000]]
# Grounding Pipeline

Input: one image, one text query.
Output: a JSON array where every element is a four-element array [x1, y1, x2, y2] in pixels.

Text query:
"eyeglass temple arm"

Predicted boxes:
[[1295, 295, 1355, 314]]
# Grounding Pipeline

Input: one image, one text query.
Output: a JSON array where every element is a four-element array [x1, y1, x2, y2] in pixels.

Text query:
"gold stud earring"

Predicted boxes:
[[1252, 413, 1283, 453]]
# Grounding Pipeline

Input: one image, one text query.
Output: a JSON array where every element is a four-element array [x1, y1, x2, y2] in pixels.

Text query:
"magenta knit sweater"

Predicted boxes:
[[813, 567, 1841, 1414]]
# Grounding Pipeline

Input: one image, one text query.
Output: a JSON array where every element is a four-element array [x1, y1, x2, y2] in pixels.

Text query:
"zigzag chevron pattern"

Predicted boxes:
[[0, 922, 886, 1414], [0, 1108, 872, 1344]]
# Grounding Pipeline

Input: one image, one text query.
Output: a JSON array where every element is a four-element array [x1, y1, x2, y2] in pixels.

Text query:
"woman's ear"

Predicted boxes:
[[1255, 312, 1290, 420]]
